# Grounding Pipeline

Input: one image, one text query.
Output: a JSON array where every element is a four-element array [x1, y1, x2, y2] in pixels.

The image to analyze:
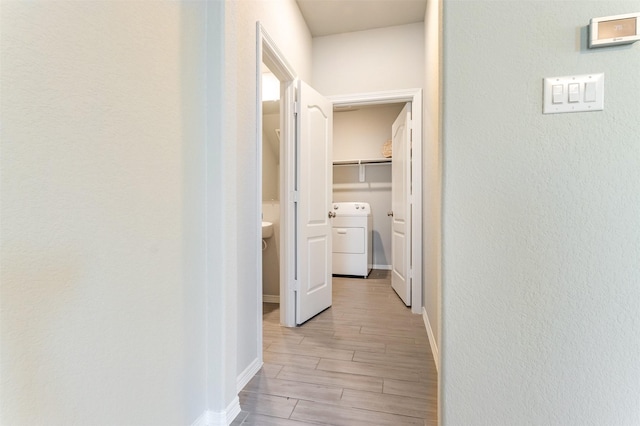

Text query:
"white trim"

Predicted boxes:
[[255, 22, 265, 392], [422, 307, 439, 372], [329, 89, 421, 106], [373, 264, 392, 270], [263, 294, 280, 303], [237, 357, 262, 393], [226, 398, 242, 426], [257, 23, 297, 328], [330, 89, 423, 315], [191, 398, 241, 426], [191, 410, 210, 426]]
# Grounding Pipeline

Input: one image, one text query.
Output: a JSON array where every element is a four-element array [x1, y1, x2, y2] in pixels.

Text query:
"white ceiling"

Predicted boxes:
[[296, 0, 427, 37]]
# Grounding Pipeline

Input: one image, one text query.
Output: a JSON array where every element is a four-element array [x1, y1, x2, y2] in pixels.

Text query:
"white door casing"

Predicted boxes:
[[391, 103, 412, 306], [329, 89, 422, 314], [295, 80, 333, 325]]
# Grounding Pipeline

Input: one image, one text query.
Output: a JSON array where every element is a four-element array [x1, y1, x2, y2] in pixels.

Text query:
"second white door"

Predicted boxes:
[[391, 103, 411, 305], [295, 80, 334, 324]]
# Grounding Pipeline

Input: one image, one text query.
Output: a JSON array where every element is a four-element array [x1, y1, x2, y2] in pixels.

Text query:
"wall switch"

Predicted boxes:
[[568, 83, 580, 103], [543, 73, 604, 114], [552, 85, 563, 104]]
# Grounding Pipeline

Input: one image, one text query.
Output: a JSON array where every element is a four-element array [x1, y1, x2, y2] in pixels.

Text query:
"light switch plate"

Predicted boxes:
[[543, 73, 604, 114]]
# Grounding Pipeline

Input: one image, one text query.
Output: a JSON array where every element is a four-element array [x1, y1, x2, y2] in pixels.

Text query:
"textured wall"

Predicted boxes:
[[441, 1, 640, 424], [1, 1, 209, 424]]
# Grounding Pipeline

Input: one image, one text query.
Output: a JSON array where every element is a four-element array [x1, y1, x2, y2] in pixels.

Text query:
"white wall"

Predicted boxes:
[[312, 23, 425, 96], [262, 112, 280, 202], [1, 1, 209, 424], [333, 105, 403, 161], [441, 1, 640, 425], [223, 0, 312, 397], [261, 201, 281, 297], [423, 0, 442, 370], [262, 110, 280, 298], [2, 0, 311, 421], [332, 104, 404, 268]]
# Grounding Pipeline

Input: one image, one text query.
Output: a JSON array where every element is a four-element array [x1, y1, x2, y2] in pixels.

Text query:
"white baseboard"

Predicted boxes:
[[237, 357, 262, 393], [191, 398, 241, 426], [226, 398, 241, 425], [422, 307, 439, 373], [373, 264, 392, 270], [262, 294, 279, 304], [191, 410, 209, 426]]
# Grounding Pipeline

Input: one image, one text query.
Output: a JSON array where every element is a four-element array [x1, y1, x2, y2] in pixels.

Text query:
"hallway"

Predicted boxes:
[[233, 271, 437, 425]]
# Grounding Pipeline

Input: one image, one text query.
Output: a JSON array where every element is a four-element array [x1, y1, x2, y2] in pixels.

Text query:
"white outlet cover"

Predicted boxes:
[[543, 73, 604, 114]]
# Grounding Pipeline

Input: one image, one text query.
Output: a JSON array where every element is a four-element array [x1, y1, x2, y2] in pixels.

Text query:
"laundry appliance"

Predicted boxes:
[[332, 202, 372, 278]]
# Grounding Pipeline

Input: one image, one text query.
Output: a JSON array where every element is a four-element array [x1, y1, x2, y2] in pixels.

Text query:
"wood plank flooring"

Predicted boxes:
[[232, 270, 438, 426]]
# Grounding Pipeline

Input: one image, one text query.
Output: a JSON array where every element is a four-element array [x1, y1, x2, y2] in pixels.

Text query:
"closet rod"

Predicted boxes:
[[332, 158, 391, 166]]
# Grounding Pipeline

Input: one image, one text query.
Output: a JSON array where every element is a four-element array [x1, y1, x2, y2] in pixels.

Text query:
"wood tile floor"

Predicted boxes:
[[232, 270, 438, 426]]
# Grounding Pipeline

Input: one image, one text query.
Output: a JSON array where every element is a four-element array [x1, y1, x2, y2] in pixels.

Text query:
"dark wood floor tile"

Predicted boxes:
[[239, 391, 298, 419], [239, 413, 320, 425], [316, 358, 423, 383], [291, 400, 425, 426], [267, 342, 354, 361], [340, 388, 428, 418], [243, 375, 343, 404], [276, 365, 383, 392], [244, 270, 437, 425], [353, 350, 431, 370], [263, 351, 320, 369], [299, 335, 386, 353]]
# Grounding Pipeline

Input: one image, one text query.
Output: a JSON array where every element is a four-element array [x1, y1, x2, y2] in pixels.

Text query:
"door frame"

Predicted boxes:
[[256, 23, 298, 330], [330, 89, 423, 314]]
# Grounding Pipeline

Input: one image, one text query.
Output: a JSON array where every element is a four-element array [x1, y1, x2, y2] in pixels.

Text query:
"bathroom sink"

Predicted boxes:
[[262, 221, 273, 239]]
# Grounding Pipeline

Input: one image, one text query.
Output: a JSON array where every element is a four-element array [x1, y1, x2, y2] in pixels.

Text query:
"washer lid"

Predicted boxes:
[[332, 202, 371, 216]]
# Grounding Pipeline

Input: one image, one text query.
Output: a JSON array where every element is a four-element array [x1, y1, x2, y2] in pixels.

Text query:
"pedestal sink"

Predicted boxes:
[[262, 221, 273, 239]]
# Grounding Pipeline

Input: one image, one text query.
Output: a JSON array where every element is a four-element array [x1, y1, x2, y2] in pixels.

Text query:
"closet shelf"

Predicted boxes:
[[332, 158, 391, 182], [332, 158, 391, 166]]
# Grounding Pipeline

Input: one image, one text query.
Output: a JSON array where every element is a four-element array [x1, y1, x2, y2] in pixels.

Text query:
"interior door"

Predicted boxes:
[[296, 80, 333, 324], [391, 103, 411, 306]]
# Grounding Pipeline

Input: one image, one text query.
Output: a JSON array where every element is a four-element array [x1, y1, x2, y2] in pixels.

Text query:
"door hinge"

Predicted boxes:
[[408, 269, 413, 279], [290, 190, 299, 202], [294, 101, 300, 115], [291, 280, 300, 291]]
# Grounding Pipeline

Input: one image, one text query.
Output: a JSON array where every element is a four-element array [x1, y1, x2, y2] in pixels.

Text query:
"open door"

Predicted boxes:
[[295, 80, 333, 324], [391, 103, 412, 306]]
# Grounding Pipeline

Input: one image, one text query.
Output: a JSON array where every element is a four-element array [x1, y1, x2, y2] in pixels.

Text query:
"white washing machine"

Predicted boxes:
[[332, 202, 373, 278]]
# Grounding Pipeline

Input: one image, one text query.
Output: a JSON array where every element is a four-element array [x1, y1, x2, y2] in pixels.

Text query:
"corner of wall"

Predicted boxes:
[[191, 397, 241, 426]]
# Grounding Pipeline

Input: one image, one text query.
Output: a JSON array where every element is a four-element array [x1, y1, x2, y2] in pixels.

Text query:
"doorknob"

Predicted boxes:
[[387, 211, 394, 217], [328, 211, 336, 218]]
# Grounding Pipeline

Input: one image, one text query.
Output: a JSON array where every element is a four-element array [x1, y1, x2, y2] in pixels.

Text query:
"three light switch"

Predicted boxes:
[[543, 73, 604, 114]]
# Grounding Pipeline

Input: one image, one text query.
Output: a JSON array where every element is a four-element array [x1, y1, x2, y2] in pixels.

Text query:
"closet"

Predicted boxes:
[[332, 103, 404, 271]]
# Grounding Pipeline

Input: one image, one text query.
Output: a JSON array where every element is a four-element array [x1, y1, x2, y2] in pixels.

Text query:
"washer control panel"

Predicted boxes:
[[332, 202, 371, 215]]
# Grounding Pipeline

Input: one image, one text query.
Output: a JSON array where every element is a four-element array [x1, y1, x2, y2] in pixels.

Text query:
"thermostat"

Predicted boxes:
[[589, 13, 640, 48]]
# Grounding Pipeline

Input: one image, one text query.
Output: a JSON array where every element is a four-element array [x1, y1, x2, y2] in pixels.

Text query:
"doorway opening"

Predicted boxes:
[[330, 90, 423, 314], [256, 25, 298, 369], [257, 25, 424, 342]]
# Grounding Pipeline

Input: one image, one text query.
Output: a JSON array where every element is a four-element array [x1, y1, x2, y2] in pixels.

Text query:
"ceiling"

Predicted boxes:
[[295, 0, 427, 37]]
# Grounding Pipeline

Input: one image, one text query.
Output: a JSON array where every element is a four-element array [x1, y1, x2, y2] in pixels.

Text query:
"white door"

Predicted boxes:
[[296, 80, 333, 324], [391, 103, 411, 306]]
